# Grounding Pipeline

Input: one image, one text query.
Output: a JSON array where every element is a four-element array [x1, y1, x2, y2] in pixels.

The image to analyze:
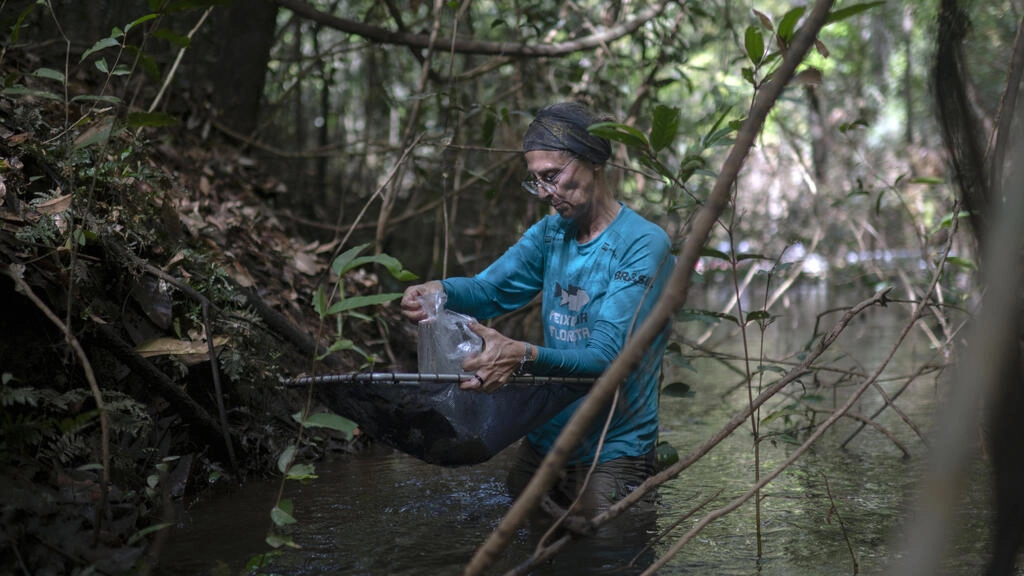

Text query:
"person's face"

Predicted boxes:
[[523, 150, 598, 221]]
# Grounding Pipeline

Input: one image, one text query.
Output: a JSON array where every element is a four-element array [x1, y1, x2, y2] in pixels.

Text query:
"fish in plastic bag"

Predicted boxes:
[[416, 290, 483, 374]]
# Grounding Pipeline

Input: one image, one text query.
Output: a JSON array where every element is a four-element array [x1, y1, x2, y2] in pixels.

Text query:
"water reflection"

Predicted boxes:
[[160, 282, 1001, 575]]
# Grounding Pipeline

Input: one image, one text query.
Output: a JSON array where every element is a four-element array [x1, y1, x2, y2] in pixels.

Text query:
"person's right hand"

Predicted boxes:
[[400, 280, 444, 322]]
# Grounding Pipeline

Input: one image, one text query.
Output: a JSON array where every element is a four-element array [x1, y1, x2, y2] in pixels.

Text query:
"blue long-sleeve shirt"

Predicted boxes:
[[441, 204, 673, 464]]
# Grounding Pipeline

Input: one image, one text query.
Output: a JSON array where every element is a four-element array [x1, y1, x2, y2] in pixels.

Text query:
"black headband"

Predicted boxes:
[[522, 102, 612, 165]]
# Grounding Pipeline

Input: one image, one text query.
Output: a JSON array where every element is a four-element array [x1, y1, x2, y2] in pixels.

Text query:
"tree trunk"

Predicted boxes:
[[206, 0, 279, 136]]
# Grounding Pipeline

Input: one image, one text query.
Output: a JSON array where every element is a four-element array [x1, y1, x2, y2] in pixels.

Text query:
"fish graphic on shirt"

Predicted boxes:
[[555, 283, 590, 312]]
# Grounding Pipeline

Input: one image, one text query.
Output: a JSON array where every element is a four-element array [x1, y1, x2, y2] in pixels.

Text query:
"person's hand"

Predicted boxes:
[[400, 281, 444, 323], [460, 322, 528, 393]]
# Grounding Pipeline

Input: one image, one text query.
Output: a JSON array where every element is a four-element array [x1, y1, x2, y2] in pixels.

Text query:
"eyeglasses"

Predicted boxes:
[[521, 157, 575, 196]]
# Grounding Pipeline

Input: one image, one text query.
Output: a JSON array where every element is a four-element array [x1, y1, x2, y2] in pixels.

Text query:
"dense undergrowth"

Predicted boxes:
[[0, 42, 411, 574]]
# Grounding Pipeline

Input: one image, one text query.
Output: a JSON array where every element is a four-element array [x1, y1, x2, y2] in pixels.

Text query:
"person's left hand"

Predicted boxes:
[[460, 322, 525, 393]]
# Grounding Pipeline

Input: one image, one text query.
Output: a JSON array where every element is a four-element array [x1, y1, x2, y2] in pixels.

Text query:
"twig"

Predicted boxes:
[[202, 301, 237, 470], [146, 6, 213, 114], [822, 472, 859, 574], [803, 405, 911, 458], [5, 264, 111, 540], [639, 182, 952, 575], [627, 488, 724, 568]]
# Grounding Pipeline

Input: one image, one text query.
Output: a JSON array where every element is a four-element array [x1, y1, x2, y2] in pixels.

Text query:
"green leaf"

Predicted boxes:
[[313, 285, 328, 318], [666, 353, 695, 372], [761, 407, 800, 425], [80, 37, 121, 62], [826, 1, 885, 24], [677, 308, 740, 326], [700, 246, 731, 261], [286, 463, 317, 480], [127, 111, 180, 128], [934, 210, 972, 231], [316, 339, 370, 361], [265, 533, 300, 549], [736, 252, 770, 262], [271, 503, 297, 527], [945, 256, 975, 271], [152, 28, 191, 48], [754, 364, 787, 375], [331, 243, 372, 276], [71, 94, 122, 105], [588, 122, 650, 151], [295, 411, 358, 438], [481, 112, 496, 147], [701, 106, 736, 149], [277, 445, 296, 474], [125, 13, 159, 33], [649, 105, 680, 152], [2, 86, 62, 101], [8, 4, 38, 44], [32, 67, 65, 82], [744, 25, 765, 64], [776, 6, 806, 45], [126, 522, 173, 545], [325, 292, 402, 315], [164, 0, 233, 13], [746, 309, 771, 323], [910, 176, 944, 185], [372, 253, 418, 281]]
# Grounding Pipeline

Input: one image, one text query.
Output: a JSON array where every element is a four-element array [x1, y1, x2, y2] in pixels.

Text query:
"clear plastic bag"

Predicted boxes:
[[416, 291, 483, 374]]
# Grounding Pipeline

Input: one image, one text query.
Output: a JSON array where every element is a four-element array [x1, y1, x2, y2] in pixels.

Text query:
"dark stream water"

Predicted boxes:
[[158, 282, 1015, 575]]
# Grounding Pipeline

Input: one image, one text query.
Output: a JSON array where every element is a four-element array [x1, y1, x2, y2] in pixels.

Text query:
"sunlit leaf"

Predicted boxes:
[[911, 176, 944, 185]]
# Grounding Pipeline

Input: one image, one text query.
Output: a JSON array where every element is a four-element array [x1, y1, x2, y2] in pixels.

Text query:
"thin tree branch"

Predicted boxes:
[[273, 0, 671, 57]]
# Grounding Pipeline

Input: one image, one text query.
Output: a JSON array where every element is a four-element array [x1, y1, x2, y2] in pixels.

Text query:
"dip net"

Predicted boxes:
[[287, 373, 591, 466]]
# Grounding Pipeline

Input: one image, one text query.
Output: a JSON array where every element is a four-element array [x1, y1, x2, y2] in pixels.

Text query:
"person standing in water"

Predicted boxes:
[[401, 101, 673, 514]]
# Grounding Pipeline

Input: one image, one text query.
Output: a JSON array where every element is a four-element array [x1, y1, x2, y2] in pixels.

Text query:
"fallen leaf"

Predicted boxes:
[[36, 194, 73, 215]]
